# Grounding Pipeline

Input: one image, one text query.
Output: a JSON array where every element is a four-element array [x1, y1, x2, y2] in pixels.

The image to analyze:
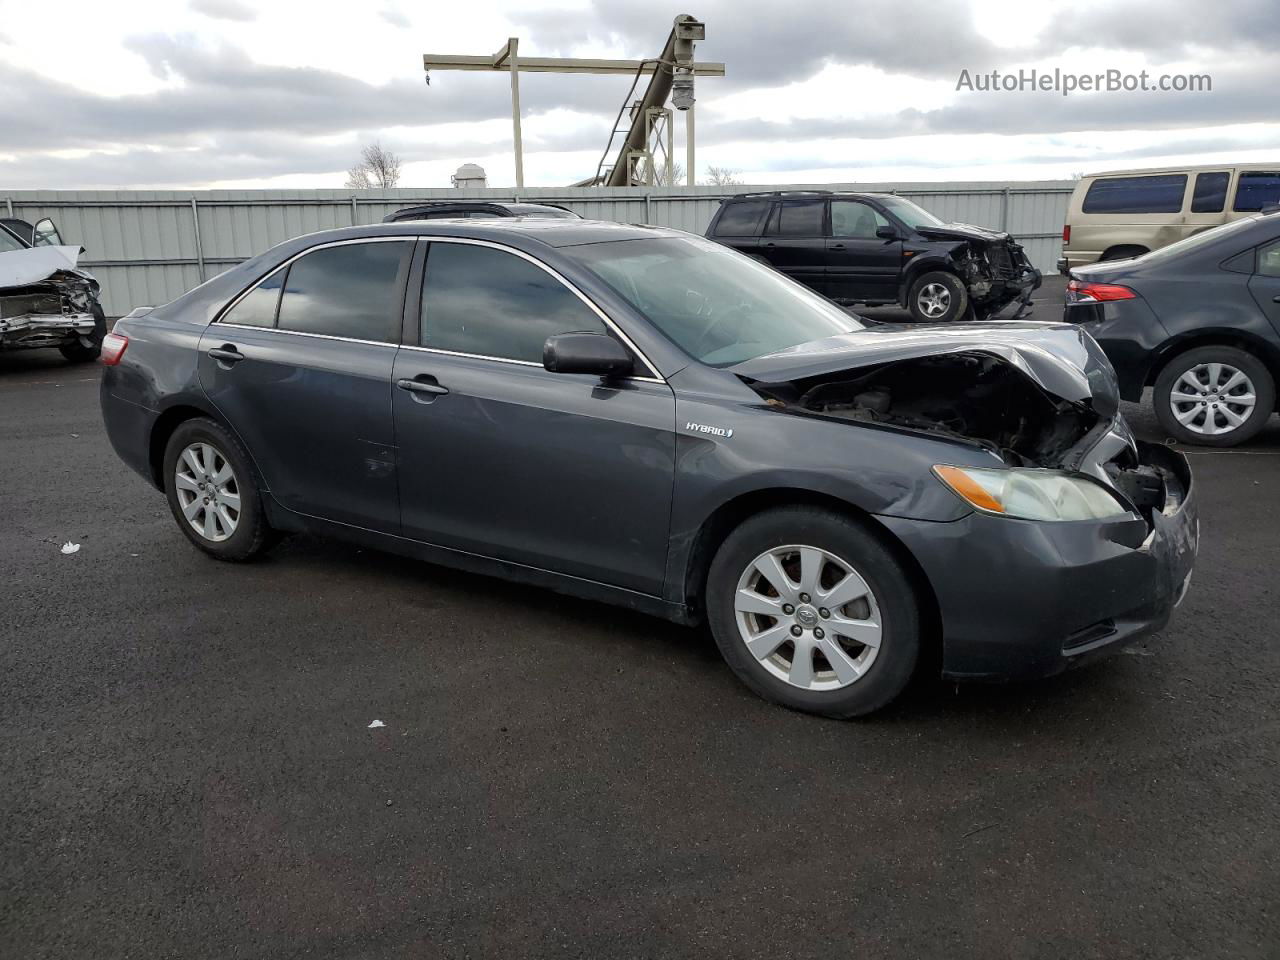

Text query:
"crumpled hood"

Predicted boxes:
[[915, 222, 1012, 244], [0, 245, 93, 288], [730, 320, 1118, 411]]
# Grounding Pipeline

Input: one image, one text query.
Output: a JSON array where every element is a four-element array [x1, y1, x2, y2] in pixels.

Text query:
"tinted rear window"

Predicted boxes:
[[1082, 174, 1187, 214], [1190, 172, 1230, 213], [767, 199, 825, 236], [1233, 172, 1280, 212], [714, 200, 769, 235], [222, 270, 284, 328], [276, 241, 409, 342]]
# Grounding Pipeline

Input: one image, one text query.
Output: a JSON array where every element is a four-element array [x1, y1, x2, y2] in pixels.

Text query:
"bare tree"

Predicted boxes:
[[345, 142, 402, 189], [703, 165, 742, 186], [656, 159, 685, 186]]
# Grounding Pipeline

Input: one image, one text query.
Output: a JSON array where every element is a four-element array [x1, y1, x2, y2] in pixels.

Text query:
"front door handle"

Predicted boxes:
[[207, 345, 244, 364], [830, 243, 846, 250], [1273, 295, 1280, 303], [396, 376, 449, 397]]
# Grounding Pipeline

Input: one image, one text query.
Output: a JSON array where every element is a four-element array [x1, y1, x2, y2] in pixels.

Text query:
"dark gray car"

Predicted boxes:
[[99, 219, 1197, 718]]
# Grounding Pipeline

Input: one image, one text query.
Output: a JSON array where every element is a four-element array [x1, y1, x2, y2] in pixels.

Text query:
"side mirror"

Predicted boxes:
[[543, 332, 634, 378], [875, 225, 899, 240]]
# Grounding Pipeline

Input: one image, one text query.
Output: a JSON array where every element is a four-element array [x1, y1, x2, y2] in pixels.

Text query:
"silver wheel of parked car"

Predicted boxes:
[[916, 282, 952, 319], [733, 544, 882, 692], [1168, 362, 1257, 437], [174, 442, 241, 542]]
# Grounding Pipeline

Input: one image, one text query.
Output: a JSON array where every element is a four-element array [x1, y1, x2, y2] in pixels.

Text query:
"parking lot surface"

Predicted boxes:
[[3, 328, 1279, 958]]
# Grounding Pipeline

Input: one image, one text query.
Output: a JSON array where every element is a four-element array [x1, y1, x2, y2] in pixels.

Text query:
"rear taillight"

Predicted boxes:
[[1062, 224, 1071, 245], [1067, 279, 1136, 302], [101, 332, 129, 365]]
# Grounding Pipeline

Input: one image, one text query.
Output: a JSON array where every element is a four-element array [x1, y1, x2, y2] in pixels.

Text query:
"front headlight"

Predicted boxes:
[[933, 465, 1134, 522]]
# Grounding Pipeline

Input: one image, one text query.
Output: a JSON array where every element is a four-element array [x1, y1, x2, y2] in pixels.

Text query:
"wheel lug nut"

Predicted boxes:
[[790, 625, 803, 637], [814, 628, 825, 639], [782, 603, 795, 615], [819, 608, 830, 619], [799, 593, 811, 604]]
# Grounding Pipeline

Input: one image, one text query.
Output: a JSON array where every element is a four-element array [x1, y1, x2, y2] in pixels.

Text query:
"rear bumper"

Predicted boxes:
[[100, 372, 161, 488], [878, 442, 1197, 681], [0, 311, 96, 349], [1060, 297, 1170, 401]]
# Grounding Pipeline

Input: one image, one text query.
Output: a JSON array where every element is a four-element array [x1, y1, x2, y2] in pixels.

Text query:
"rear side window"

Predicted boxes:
[[714, 200, 769, 236], [1190, 172, 1230, 213], [222, 270, 284, 328], [1082, 174, 1187, 214], [276, 241, 410, 342], [1260, 240, 1280, 278], [1234, 172, 1280, 212], [767, 199, 825, 236], [421, 243, 607, 363]]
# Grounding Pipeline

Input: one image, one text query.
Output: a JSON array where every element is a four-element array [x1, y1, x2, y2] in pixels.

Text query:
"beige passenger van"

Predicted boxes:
[[1058, 163, 1280, 273]]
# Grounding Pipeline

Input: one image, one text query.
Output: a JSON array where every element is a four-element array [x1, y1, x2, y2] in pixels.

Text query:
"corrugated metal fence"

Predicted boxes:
[[2, 182, 1074, 316]]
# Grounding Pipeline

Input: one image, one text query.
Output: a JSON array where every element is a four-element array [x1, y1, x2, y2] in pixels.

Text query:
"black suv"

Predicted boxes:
[[705, 191, 1041, 323], [382, 201, 580, 223]]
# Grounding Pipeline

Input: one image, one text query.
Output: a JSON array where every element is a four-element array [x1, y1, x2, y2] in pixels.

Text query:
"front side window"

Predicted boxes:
[[276, 241, 410, 342], [767, 200, 824, 237], [1191, 172, 1229, 213], [566, 235, 863, 367], [1259, 240, 1280, 278], [714, 200, 770, 236], [830, 200, 891, 239], [1082, 174, 1188, 214], [222, 270, 285, 328], [1234, 172, 1280, 212], [876, 196, 944, 230], [420, 243, 607, 363]]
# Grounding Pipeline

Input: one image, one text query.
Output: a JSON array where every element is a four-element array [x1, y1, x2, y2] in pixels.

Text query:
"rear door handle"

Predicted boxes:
[[396, 376, 449, 398], [207, 345, 244, 364], [830, 243, 846, 250], [1273, 295, 1280, 303]]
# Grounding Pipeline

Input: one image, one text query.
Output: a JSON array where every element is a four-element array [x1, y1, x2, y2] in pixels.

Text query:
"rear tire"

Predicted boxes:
[[1153, 346, 1275, 447], [908, 271, 967, 323], [706, 506, 921, 718], [163, 418, 273, 561], [58, 302, 106, 363]]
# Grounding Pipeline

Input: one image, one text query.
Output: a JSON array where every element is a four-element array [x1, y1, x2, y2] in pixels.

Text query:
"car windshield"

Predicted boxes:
[[876, 196, 944, 229], [566, 235, 863, 367], [0, 226, 27, 253], [1135, 215, 1262, 264]]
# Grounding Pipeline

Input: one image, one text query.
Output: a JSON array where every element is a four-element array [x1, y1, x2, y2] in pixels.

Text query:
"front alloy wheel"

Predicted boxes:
[[734, 545, 882, 691]]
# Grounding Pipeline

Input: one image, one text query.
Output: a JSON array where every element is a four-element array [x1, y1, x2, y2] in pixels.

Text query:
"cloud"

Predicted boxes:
[[379, 6, 410, 29], [190, 0, 257, 22]]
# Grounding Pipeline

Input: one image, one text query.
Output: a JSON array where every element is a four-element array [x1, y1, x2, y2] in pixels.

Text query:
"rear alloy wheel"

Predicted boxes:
[[908, 271, 968, 323], [707, 506, 920, 718], [1154, 346, 1275, 447], [163, 418, 273, 560]]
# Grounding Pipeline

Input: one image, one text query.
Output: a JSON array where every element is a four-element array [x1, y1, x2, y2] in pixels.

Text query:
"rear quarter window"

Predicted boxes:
[[713, 200, 769, 236], [1082, 174, 1188, 214], [1191, 172, 1230, 213]]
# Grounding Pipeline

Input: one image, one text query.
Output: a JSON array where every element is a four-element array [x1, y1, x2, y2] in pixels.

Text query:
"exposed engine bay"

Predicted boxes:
[[742, 350, 1186, 530], [0, 233, 104, 358], [947, 238, 1039, 319]]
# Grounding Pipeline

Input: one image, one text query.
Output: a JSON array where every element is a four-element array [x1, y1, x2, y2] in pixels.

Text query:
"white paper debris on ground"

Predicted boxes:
[[367, 720, 386, 729], [60, 542, 81, 555]]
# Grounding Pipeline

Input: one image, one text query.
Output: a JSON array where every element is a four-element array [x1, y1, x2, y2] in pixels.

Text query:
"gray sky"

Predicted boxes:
[[0, 0, 1276, 188]]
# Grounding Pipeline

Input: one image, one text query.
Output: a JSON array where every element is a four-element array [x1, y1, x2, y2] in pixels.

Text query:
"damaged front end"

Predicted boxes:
[[732, 324, 1188, 536], [0, 246, 104, 354], [918, 225, 1042, 320]]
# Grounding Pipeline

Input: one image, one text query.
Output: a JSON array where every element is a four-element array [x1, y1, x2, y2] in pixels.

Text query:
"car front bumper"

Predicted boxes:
[[0, 311, 97, 349], [878, 442, 1197, 681]]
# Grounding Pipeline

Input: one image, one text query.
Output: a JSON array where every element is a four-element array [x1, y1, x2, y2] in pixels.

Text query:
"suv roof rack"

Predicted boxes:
[[729, 190, 834, 199]]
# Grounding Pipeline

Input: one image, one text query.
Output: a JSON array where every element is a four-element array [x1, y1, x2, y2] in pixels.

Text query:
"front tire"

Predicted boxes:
[[706, 506, 921, 718], [163, 418, 273, 561], [908, 271, 968, 323], [1153, 346, 1275, 447], [58, 302, 106, 363]]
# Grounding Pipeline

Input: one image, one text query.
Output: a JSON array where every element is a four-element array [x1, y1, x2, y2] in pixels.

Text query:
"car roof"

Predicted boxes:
[[1082, 162, 1280, 179], [383, 200, 576, 220], [297, 218, 674, 249]]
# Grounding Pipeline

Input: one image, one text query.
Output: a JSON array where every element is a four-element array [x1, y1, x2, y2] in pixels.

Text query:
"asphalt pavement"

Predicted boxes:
[[2, 323, 1278, 958]]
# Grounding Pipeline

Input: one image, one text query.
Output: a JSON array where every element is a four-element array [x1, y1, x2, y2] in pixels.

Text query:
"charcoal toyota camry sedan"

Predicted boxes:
[[100, 220, 1197, 718]]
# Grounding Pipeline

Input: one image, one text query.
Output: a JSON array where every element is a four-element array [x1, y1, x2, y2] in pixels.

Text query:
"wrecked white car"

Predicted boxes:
[[0, 218, 107, 363]]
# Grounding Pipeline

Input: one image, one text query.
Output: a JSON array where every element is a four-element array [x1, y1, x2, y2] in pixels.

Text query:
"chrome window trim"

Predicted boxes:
[[213, 236, 415, 332], [397, 342, 666, 384], [217, 321, 400, 349], [418, 235, 665, 383]]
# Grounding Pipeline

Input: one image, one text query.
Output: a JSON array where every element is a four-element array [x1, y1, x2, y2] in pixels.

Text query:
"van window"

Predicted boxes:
[[1082, 174, 1187, 214], [1233, 172, 1280, 212], [1190, 172, 1230, 213]]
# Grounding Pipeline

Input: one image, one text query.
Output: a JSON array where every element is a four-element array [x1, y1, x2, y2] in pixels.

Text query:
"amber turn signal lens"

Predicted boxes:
[[933, 465, 1006, 513]]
